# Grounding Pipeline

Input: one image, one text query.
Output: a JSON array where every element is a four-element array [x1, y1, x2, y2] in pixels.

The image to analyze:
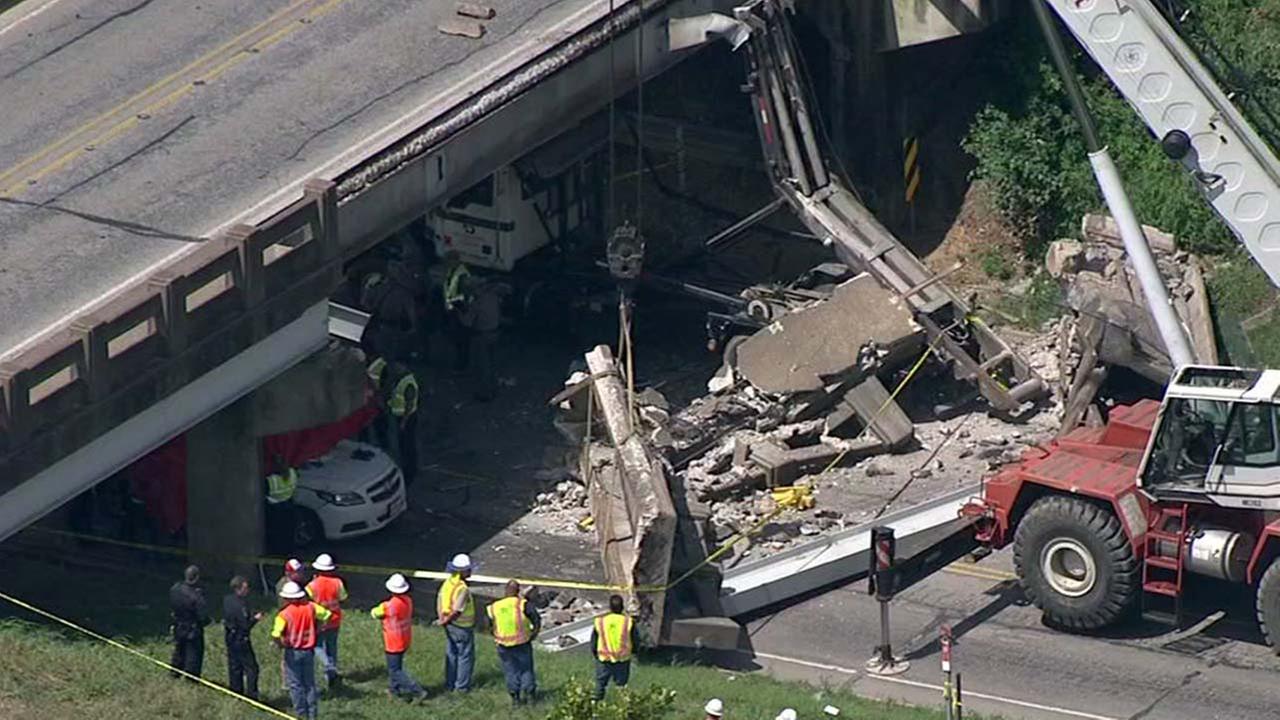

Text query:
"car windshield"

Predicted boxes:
[[1144, 397, 1280, 488]]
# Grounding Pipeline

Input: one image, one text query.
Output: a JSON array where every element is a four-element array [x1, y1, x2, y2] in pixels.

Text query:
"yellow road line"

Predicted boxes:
[[0, 0, 348, 196], [943, 562, 1017, 583]]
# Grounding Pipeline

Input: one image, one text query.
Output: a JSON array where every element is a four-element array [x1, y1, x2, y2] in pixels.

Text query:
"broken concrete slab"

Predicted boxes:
[[438, 18, 485, 38], [1046, 239, 1085, 278], [455, 2, 496, 20], [663, 616, 745, 650], [584, 345, 676, 646], [747, 440, 841, 488], [1082, 213, 1177, 255], [1050, 221, 1219, 392], [734, 274, 922, 394], [823, 375, 914, 448]]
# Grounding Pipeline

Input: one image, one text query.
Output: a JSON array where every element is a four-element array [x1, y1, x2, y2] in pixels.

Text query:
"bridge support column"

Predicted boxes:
[[186, 395, 263, 579]]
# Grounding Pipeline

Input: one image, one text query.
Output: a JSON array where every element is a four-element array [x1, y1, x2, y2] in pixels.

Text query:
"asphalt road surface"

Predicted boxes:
[[741, 548, 1280, 720], [0, 0, 603, 358]]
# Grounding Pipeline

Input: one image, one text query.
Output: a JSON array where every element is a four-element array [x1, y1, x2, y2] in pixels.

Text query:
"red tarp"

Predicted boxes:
[[124, 404, 380, 531], [261, 403, 379, 473], [126, 434, 188, 535]]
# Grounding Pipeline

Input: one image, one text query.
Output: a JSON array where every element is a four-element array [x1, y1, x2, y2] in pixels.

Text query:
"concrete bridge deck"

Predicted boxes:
[[0, 0, 620, 360]]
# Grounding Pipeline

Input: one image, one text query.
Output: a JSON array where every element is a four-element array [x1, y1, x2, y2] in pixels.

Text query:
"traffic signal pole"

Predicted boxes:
[[865, 526, 909, 675]]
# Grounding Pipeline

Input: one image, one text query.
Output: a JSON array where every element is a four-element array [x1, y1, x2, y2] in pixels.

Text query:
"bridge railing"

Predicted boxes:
[[0, 179, 340, 484]]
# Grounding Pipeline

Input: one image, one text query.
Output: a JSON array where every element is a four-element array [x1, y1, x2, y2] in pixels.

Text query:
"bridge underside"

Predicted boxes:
[[0, 0, 734, 544]]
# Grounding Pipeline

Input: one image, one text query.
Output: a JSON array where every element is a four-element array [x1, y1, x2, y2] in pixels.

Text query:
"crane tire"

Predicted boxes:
[[1013, 495, 1138, 631], [1254, 555, 1280, 653]]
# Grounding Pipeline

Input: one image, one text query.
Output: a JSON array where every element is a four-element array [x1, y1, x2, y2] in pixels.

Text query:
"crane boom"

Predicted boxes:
[[1047, 0, 1280, 288]]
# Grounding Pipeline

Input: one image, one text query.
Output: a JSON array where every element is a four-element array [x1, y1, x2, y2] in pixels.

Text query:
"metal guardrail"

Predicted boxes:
[[0, 179, 341, 484]]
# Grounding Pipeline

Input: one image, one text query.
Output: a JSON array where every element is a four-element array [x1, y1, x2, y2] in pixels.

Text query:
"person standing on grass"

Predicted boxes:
[[223, 575, 263, 700], [437, 553, 477, 692], [486, 580, 542, 705], [306, 553, 348, 690], [590, 594, 639, 701], [168, 564, 209, 679], [272, 581, 332, 720], [703, 698, 725, 720], [372, 573, 428, 700], [275, 558, 307, 691]]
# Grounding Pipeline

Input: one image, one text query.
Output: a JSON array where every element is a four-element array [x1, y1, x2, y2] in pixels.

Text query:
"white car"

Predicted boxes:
[[290, 439, 407, 544]]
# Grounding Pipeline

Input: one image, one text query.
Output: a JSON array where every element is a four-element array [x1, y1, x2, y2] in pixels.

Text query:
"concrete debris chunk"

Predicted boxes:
[[1081, 213, 1177, 255], [1048, 214, 1218, 434], [456, 2, 496, 19], [438, 18, 485, 38]]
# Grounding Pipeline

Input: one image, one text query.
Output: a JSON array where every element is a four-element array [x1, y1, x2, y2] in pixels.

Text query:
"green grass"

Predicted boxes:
[[0, 561, 959, 720], [987, 273, 1064, 331], [0, 613, 957, 720], [976, 245, 1017, 282]]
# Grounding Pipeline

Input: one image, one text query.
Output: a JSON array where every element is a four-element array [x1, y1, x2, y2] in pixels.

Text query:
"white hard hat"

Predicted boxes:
[[312, 553, 336, 572], [385, 573, 410, 594], [448, 553, 473, 571], [279, 581, 306, 600], [776, 710, 797, 720], [705, 699, 725, 717]]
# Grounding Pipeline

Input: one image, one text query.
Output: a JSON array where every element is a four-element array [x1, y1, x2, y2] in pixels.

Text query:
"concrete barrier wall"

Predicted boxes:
[[0, 180, 341, 493]]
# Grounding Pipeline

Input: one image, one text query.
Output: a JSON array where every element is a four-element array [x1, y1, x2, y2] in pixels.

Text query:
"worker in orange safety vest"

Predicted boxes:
[[272, 581, 332, 720], [371, 573, 428, 700], [486, 580, 542, 705], [306, 553, 348, 689], [590, 594, 639, 701]]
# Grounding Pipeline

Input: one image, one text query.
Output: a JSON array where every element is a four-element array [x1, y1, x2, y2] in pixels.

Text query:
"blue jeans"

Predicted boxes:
[[594, 660, 630, 700], [497, 643, 536, 700], [283, 648, 318, 720], [444, 624, 475, 691], [316, 629, 339, 683], [386, 651, 424, 696]]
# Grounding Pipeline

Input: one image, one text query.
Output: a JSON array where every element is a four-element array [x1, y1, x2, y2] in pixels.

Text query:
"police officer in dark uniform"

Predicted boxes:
[[223, 575, 263, 699], [169, 564, 210, 678]]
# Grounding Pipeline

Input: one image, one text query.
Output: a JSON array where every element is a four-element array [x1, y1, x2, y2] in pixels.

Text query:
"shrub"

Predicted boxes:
[[962, 9, 1238, 257], [546, 678, 677, 720]]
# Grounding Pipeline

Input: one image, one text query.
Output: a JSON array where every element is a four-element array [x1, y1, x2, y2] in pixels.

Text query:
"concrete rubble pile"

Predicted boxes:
[[1046, 214, 1217, 431], [543, 271, 1068, 645]]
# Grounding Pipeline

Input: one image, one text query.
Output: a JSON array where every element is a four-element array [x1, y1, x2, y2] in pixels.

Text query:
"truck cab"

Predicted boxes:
[[430, 152, 594, 272], [1140, 366, 1280, 509]]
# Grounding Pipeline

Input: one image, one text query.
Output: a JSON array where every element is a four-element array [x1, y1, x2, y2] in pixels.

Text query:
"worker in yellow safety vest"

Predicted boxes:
[[366, 356, 420, 485], [437, 553, 477, 692], [486, 580, 542, 705], [264, 455, 300, 553], [590, 594, 639, 701], [442, 252, 474, 373]]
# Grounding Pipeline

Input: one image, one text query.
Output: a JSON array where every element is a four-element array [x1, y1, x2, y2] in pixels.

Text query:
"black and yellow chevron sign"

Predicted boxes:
[[903, 137, 921, 204]]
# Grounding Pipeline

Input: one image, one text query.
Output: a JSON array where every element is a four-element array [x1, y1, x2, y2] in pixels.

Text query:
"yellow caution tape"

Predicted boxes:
[[29, 506, 786, 596], [0, 589, 294, 719], [26, 321, 965, 600]]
